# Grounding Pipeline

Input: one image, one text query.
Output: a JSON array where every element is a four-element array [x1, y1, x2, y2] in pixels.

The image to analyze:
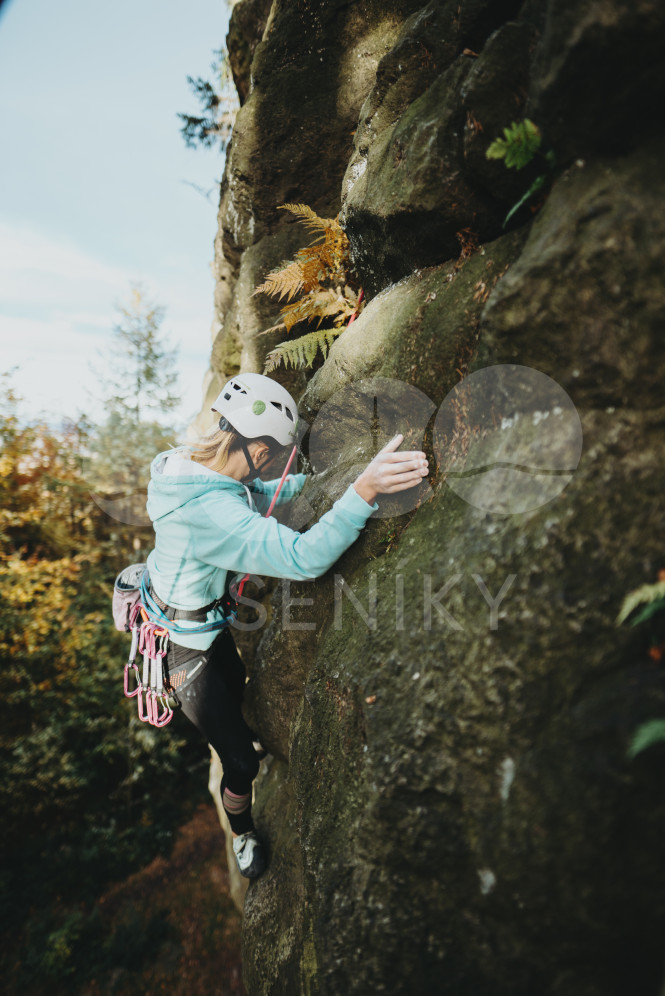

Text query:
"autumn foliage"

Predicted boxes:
[[0, 381, 212, 991], [254, 203, 363, 371]]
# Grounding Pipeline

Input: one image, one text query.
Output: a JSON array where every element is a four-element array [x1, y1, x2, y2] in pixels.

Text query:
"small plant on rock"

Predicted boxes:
[[254, 204, 363, 372], [616, 569, 665, 757], [486, 118, 542, 168], [486, 118, 556, 227]]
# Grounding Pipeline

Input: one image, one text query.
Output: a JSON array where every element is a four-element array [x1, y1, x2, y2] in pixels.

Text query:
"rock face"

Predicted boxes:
[[206, 1, 665, 994]]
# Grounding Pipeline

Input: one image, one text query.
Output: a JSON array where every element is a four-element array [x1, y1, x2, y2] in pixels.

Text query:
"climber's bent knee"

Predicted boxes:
[[224, 751, 260, 791]]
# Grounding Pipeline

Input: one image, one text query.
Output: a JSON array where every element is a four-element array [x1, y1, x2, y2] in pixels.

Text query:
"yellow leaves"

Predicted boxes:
[[254, 260, 305, 301], [0, 553, 82, 658], [255, 202, 363, 371], [260, 288, 358, 337], [254, 223, 349, 304], [0, 507, 43, 535], [278, 202, 336, 233]]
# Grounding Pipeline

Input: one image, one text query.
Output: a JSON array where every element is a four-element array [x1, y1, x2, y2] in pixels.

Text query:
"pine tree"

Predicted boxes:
[[89, 285, 181, 533], [178, 46, 238, 151], [103, 284, 179, 423]]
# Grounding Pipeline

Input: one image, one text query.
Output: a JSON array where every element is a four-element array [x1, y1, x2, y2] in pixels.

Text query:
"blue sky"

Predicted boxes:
[[0, 0, 230, 428]]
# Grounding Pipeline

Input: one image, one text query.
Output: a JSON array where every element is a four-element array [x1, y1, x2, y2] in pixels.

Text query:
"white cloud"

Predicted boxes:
[[1, 314, 110, 420], [0, 220, 216, 427], [0, 221, 129, 306]]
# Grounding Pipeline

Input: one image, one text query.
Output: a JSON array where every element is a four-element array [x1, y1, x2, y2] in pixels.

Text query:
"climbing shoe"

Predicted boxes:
[[233, 831, 266, 879]]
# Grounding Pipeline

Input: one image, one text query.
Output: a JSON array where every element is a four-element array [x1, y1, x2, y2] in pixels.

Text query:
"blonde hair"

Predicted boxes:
[[189, 425, 243, 472], [189, 421, 280, 473]]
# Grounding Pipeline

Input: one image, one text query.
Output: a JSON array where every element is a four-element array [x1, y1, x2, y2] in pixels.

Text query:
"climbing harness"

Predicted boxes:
[[139, 570, 238, 636], [113, 441, 300, 726], [114, 563, 236, 728]]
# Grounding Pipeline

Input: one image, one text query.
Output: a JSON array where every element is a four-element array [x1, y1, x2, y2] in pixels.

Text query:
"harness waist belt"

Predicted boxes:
[[148, 586, 234, 623]]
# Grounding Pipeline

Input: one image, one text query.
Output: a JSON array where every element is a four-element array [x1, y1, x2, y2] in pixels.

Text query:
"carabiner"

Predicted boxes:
[[127, 626, 139, 665], [146, 688, 157, 725], [124, 661, 141, 699], [153, 694, 174, 728], [137, 686, 150, 723]]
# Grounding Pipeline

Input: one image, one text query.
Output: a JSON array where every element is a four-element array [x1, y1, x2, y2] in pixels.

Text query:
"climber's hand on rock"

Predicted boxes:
[[352, 434, 428, 505]]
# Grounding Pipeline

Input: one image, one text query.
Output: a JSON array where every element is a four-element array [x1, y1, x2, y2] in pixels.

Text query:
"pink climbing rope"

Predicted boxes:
[[235, 443, 298, 600], [346, 287, 364, 328], [235, 288, 364, 601]]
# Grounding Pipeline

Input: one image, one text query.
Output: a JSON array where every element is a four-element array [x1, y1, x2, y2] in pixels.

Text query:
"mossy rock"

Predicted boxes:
[[284, 404, 665, 995]]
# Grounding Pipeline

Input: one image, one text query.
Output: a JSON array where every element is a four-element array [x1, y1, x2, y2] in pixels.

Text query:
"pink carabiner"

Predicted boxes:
[[129, 601, 143, 631], [138, 621, 151, 656], [124, 661, 141, 698], [130, 617, 171, 728], [137, 686, 151, 723], [153, 696, 174, 727]]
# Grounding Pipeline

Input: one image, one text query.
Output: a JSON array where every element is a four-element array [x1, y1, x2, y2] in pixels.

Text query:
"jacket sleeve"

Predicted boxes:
[[246, 472, 307, 515], [191, 482, 378, 581]]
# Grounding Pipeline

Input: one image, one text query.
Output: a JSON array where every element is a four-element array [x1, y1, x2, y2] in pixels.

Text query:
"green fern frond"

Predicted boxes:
[[627, 719, 665, 759], [304, 332, 318, 366], [263, 327, 343, 373], [503, 174, 548, 228], [631, 597, 665, 626], [486, 118, 541, 170], [616, 580, 665, 626]]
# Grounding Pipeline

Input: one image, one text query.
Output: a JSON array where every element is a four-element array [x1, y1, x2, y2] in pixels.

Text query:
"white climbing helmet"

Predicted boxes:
[[211, 372, 299, 447]]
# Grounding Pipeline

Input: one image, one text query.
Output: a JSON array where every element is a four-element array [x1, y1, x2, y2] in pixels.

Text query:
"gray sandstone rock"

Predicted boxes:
[[202, 1, 665, 992]]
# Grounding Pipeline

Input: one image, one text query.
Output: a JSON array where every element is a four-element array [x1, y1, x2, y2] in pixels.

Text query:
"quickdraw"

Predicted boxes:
[[123, 602, 174, 728]]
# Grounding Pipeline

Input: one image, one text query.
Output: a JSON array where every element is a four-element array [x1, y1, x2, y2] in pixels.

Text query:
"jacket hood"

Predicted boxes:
[[146, 449, 249, 522]]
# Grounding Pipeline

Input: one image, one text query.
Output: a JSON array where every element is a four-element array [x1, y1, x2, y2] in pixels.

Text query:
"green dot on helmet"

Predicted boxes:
[[252, 400, 266, 415]]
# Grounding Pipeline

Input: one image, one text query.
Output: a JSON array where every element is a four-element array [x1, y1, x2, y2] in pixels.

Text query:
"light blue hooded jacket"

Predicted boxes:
[[145, 448, 379, 650]]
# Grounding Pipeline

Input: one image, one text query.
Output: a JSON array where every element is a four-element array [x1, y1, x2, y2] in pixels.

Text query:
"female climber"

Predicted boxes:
[[144, 372, 429, 878]]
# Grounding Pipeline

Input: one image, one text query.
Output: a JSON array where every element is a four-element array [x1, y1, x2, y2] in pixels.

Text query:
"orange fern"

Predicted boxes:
[[254, 202, 363, 370], [254, 260, 304, 301]]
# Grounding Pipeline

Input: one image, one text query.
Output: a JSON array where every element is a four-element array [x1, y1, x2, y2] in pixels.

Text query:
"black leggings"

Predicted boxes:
[[166, 628, 259, 834]]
